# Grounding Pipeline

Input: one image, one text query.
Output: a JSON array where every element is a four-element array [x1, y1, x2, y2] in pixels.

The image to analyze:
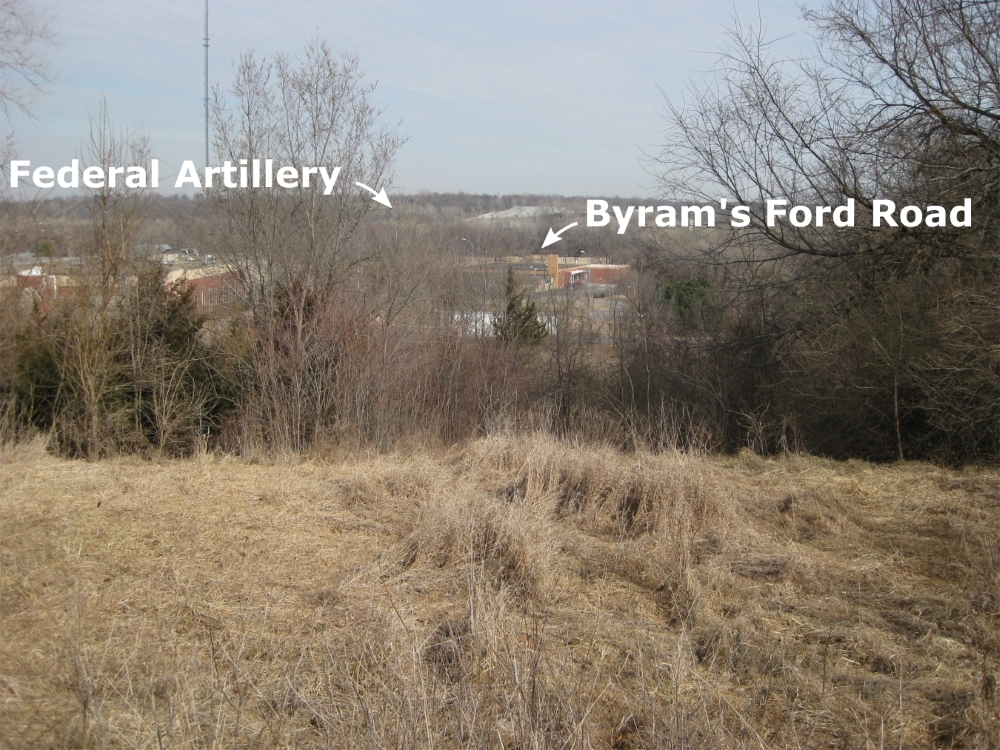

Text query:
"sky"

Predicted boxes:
[[6, 0, 808, 197]]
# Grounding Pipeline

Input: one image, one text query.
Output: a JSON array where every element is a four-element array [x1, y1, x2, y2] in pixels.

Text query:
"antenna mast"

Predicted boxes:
[[204, 0, 210, 168]]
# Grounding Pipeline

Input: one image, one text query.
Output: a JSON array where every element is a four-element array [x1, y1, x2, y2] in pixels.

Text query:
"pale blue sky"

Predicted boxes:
[[9, 1, 807, 196]]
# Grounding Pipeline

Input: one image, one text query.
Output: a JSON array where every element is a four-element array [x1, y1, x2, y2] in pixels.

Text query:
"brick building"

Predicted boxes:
[[547, 254, 629, 288]]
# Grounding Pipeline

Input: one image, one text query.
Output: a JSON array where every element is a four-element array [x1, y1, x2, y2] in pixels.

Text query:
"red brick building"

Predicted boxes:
[[547, 255, 629, 288]]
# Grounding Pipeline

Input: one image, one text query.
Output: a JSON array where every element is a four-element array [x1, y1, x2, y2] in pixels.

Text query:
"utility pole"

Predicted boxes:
[[204, 0, 210, 169]]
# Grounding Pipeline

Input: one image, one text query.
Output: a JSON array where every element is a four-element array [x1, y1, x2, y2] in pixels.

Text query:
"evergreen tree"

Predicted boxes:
[[493, 266, 547, 344], [658, 276, 716, 330]]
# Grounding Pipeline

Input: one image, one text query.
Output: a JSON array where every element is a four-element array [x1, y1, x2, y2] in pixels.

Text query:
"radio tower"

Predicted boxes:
[[204, 0, 210, 168]]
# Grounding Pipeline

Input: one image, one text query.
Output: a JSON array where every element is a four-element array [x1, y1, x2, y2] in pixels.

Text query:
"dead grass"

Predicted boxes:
[[1, 434, 998, 748]]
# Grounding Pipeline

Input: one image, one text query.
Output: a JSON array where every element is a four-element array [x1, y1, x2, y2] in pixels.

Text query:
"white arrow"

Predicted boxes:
[[355, 181, 392, 207], [541, 221, 578, 249]]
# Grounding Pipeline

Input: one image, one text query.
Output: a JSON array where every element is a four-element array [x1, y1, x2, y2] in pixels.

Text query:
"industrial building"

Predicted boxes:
[[547, 254, 628, 289]]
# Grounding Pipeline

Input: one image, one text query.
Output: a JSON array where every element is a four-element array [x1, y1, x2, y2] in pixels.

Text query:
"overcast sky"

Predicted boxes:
[[8, 0, 807, 197]]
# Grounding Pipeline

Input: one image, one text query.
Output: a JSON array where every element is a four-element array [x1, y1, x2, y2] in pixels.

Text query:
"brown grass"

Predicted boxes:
[[1, 435, 998, 748]]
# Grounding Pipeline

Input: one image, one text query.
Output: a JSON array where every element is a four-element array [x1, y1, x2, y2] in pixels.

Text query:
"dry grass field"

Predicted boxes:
[[1, 436, 998, 749]]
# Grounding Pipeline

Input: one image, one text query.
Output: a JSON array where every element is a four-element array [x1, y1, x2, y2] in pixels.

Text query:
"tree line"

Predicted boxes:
[[1, 0, 996, 463]]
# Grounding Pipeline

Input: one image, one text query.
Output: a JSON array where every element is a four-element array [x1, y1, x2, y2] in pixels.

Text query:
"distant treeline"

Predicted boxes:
[[1, 202, 993, 464]]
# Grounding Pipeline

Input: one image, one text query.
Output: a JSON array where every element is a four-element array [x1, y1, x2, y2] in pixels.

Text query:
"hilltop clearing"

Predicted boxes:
[[1, 436, 998, 748]]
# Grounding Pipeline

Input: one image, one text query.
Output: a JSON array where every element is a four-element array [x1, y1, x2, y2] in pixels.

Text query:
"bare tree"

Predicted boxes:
[[0, 0, 54, 164], [210, 41, 403, 312], [537, 285, 599, 435], [40, 106, 155, 459], [658, 1, 999, 260], [648, 0, 999, 460], [84, 101, 152, 292], [207, 41, 404, 450]]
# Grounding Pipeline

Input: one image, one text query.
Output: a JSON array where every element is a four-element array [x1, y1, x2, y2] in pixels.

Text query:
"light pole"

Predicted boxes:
[[204, 0, 210, 169]]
